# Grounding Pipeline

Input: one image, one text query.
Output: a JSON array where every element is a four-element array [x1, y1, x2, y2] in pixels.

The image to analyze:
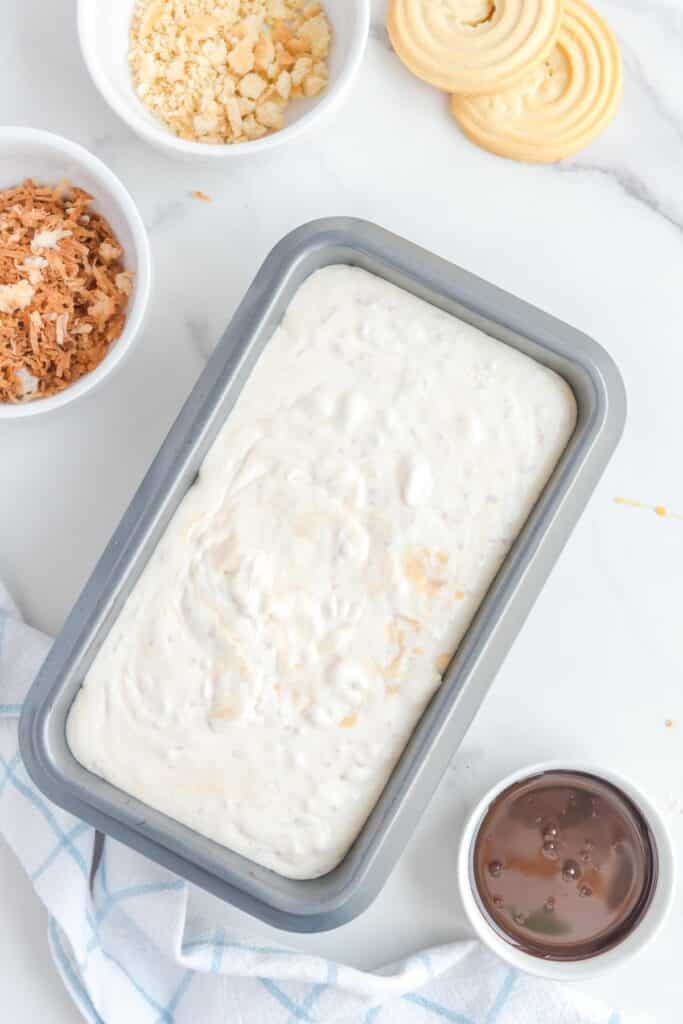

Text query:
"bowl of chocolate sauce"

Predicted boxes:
[[458, 763, 675, 979]]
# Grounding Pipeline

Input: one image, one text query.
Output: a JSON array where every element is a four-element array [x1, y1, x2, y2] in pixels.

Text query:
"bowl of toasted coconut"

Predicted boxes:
[[0, 126, 150, 418]]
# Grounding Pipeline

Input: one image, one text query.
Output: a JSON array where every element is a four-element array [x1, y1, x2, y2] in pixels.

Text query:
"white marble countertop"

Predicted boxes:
[[1, 0, 682, 1020]]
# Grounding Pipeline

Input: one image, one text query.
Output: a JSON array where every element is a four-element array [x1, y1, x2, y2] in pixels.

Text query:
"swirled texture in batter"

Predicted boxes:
[[67, 266, 576, 878]]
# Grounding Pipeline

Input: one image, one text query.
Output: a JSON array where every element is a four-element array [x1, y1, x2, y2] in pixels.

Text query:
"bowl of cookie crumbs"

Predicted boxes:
[[0, 127, 150, 418], [78, 0, 370, 159]]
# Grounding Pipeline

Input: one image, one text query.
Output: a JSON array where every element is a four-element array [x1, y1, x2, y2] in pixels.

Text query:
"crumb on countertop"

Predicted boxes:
[[614, 496, 683, 522]]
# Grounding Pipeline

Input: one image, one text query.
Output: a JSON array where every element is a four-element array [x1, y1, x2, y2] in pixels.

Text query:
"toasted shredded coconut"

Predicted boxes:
[[129, 0, 331, 145], [31, 228, 72, 253], [0, 179, 133, 404], [0, 281, 34, 314]]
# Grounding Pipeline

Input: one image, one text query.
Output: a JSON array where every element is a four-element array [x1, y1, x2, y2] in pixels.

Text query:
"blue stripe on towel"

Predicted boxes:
[[364, 1007, 382, 1024], [49, 917, 103, 1024], [31, 822, 90, 882], [95, 878, 185, 923], [2, 757, 88, 876], [97, 942, 172, 1020], [183, 936, 302, 959], [261, 978, 313, 1020], [287, 962, 337, 1024], [211, 928, 226, 973], [0, 704, 22, 716], [0, 753, 20, 798], [404, 992, 475, 1024], [156, 969, 194, 1024], [486, 969, 519, 1024]]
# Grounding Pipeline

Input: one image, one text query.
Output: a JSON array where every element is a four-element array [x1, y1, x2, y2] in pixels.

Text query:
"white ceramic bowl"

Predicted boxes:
[[458, 761, 675, 981], [0, 127, 150, 420], [78, 0, 370, 160]]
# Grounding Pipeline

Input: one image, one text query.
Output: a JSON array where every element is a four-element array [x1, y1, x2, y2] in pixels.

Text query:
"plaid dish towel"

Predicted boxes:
[[0, 582, 643, 1024]]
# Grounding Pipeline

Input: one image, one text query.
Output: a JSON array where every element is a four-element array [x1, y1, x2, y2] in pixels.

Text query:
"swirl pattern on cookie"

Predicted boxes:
[[387, 0, 564, 94], [450, 0, 622, 162]]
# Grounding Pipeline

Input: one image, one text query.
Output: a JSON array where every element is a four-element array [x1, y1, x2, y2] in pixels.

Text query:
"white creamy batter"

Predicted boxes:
[[67, 266, 577, 879]]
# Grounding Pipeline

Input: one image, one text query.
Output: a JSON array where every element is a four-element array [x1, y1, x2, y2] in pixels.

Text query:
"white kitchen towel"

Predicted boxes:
[[0, 583, 642, 1024]]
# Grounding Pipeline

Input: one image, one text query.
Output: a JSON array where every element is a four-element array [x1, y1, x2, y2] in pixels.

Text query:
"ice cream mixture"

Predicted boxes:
[[67, 265, 577, 879]]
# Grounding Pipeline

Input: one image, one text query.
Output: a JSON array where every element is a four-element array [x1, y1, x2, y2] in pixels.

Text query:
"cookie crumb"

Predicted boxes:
[[129, 0, 331, 146]]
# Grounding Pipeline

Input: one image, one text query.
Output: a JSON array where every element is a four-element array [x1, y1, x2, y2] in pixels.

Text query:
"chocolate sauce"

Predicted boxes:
[[472, 771, 657, 961]]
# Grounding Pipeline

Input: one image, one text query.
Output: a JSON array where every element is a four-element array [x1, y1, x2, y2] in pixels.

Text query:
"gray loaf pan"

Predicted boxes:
[[19, 218, 626, 932]]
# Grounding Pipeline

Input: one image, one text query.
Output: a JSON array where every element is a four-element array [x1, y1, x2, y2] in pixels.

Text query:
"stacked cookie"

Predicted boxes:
[[387, 0, 622, 163]]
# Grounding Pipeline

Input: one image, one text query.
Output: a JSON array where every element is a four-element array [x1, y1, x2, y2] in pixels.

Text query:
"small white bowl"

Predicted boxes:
[[77, 0, 370, 161], [458, 761, 675, 981], [0, 127, 151, 420]]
